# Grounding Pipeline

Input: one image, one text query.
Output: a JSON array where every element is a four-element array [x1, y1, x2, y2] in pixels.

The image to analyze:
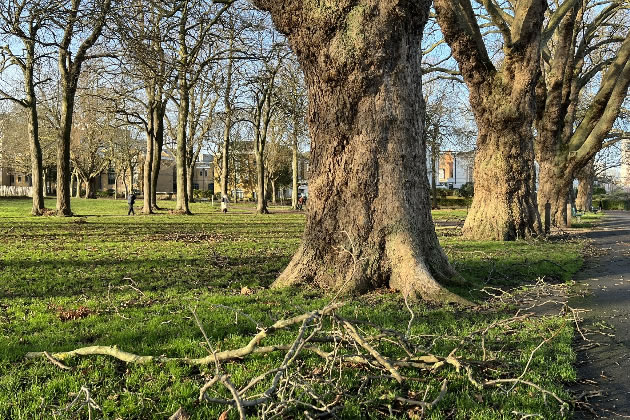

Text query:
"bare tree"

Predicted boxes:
[[170, 0, 234, 214], [0, 0, 56, 214], [432, 0, 567, 240], [535, 0, 630, 226], [52, 0, 112, 215], [276, 58, 307, 210], [251, 1, 464, 302]]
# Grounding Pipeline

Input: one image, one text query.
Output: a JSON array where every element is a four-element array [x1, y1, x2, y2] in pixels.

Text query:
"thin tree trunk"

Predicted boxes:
[[85, 176, 96, 199], [292, 129, 298, 209], [56, 88, 74, 216], [255, 147, 268, 214], [271, 179, 276, 204], [142, 117, 154, 214], [24, 49, 45, 215], [254, 0, 465, 303], [187, 163, 195, 204], [151, 103, 166, 210], [175, 88, 191, 214], [431, 143, 438, 209], [220, 35, 234, 198]]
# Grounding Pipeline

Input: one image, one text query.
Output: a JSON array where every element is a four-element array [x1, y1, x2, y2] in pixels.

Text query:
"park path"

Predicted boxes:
[[570, 211, 630, 419]]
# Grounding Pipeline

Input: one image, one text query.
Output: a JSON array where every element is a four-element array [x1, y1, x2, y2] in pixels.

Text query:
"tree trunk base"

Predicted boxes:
[[273, 233, 471, 306]]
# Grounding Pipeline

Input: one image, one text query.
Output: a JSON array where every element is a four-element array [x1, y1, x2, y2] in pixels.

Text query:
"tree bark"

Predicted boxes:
[[271, 179, 276, 204], [430, 142, 438, 210], [187, 162, 195, 204], [151, 109, 165, 209], [56, 86, 75, 216], [535, 5, 630, 226], [24, 41, 45, 216], [291, 128, 298, 209], [254, 144, 268, 214], [85, 176, 96, 199], [175, 87, 191, 214], [537, 158, 572, 228], [253, 0, 464, 303], [142, 114, 154, 213], [576, 159, 595, 212], [434, 0, 546, 240], [220, 40, 234, 199]]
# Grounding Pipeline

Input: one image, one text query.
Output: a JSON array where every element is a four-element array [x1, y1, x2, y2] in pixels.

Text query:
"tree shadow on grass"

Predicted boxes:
[[0, 255, 291, 299]]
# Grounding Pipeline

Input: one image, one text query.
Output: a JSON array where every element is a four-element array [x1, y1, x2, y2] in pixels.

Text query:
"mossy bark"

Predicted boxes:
[[253, 0, 465, 303], [434, 0, 546, 240]]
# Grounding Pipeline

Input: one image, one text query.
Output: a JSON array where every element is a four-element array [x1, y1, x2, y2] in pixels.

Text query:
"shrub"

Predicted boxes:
[[593, 186, 606, 195], [193, 189, 214, 199], [457, 182, 474, 198], [95, 190, 114, 198]]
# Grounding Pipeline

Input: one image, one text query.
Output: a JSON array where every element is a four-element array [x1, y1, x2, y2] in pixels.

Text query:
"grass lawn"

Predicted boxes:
[[0, 198, 585, 419]]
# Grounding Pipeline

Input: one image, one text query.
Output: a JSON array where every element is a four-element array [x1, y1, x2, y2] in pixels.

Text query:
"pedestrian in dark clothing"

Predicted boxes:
[[127, 192, 136, 215]]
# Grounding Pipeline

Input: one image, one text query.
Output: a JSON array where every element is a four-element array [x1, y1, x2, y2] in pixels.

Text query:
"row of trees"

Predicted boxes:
[[2, 0, 629, 301], [0, 0, 309, 216], [253, 0, 630, 301]]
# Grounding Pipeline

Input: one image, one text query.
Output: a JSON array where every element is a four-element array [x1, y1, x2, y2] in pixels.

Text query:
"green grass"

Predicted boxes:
[[571, 211, 604, 229], [0, 198, 584, 419]]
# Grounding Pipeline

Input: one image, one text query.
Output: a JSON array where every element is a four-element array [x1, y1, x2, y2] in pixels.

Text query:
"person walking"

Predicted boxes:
[[221, 194, 229, 213], [127, 191, 136, 215]]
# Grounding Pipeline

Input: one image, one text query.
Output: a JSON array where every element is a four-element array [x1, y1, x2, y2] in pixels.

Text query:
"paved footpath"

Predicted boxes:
[[571, 211, 630, 419]]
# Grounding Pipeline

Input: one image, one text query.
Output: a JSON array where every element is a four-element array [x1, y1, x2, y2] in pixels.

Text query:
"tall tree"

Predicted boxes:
[[433, 0, 559, 240], [248, 42, 283, 214], [53, 0, 112, 215], [535, 0, 630, 226], [276, 58, 307, 210], [171, 0, 233, 214], [114, 0, 176, 212], [0, 0, 55, 215], [252, 1, 464, 302]]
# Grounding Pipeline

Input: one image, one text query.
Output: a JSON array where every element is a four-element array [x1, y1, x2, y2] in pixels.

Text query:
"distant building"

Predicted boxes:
[[427, 150, 475, 189], [191, 154, 214, 192]]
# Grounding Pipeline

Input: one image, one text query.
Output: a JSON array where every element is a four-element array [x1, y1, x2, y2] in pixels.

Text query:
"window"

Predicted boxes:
[[9, 174, 14, 185], [200, 170, 203, 176], [107, 169, 116, 185], [204, 169, 208, 177], [193, 183, 199, 190], [17, 176, 21, 183]]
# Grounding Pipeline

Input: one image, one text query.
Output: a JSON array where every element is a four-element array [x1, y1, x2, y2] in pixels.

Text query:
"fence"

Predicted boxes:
[[0, 186, 32, 197]]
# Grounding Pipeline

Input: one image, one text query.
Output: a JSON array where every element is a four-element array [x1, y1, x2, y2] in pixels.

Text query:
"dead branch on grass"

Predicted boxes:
[[27, 290, 576, 418]]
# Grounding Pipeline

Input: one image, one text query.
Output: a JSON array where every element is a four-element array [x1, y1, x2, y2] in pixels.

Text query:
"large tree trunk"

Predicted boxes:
[[576, 159, 595, 212], [255, 0, 464, 303], [463, 117, 541, 240], [435, 0, 546, 240]]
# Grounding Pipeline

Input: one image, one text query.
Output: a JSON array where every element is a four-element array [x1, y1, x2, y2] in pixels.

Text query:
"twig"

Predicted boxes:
[[43, 351, 72, 370]]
